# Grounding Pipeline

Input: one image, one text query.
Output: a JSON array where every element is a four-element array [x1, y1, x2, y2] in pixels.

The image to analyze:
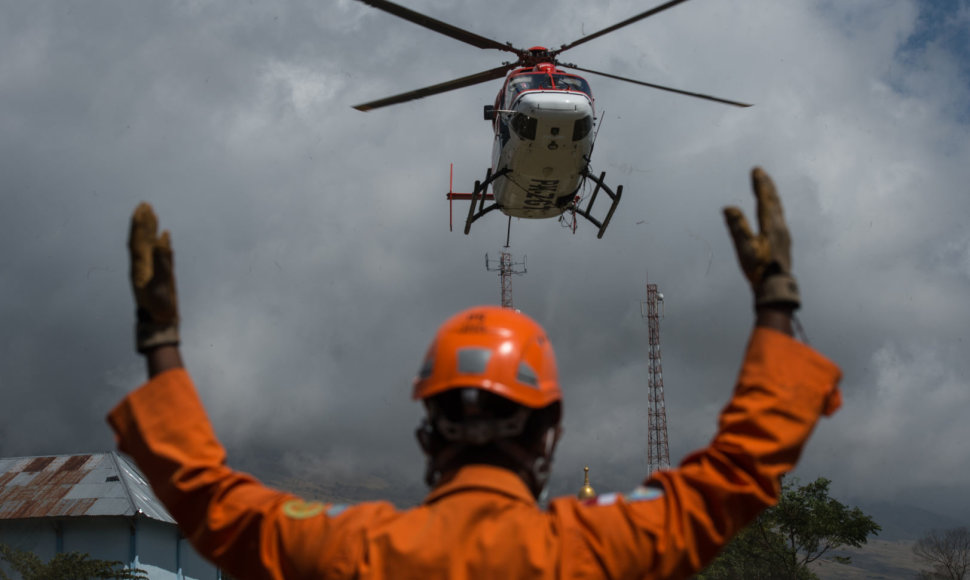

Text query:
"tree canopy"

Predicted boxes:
[[697, 476, 881, 579], [0, 544, 147, 580]]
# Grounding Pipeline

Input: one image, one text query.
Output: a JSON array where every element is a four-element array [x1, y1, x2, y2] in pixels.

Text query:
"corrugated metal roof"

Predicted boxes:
[[0, 452, 174, 523]]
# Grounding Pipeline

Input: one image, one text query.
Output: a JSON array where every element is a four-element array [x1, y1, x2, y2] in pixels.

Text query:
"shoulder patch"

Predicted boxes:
[[282, 499, 327, 520], [582, 492, 619, 507], [627, 485, 664, 502], [580, 486, 664, 507], [326, 503, 349, 517], [596, 492, 620, 506]]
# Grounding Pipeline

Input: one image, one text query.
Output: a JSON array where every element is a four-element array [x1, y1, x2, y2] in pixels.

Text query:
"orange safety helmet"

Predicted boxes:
[[414, 306, 561, 409]]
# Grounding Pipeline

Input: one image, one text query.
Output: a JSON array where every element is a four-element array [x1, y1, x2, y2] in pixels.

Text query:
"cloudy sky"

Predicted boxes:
[[2, 0, 968, 519]]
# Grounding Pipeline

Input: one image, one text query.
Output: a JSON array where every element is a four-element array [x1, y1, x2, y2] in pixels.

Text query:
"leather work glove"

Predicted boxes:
[[723, 167, 800, 309], [128, 203, 180, 353]]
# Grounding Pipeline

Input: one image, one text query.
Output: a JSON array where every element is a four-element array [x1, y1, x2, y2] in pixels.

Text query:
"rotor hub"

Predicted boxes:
[[522, 46, 554, 68]]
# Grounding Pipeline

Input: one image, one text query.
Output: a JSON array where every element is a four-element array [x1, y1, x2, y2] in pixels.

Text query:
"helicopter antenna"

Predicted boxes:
[[504, 216, 512, 248]]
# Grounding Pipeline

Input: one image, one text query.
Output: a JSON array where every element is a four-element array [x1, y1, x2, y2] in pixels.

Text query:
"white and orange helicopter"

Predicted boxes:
[[353, 0, 751, 239]]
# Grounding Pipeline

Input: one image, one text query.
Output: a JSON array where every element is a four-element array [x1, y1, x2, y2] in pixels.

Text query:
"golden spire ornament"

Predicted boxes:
[[577, 465, 596, 500]]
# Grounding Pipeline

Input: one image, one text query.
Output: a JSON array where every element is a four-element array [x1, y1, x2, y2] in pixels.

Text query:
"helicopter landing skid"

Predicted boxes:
[[445, 165, 508, 235], [463, 167, 509, 235], [571, 169, 623, 239]]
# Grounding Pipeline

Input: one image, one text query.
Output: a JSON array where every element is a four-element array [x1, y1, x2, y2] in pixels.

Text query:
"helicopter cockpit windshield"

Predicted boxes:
[[506, 73, 549, 103], [505, 72, 592, 106], [552, 74, 592, 96]]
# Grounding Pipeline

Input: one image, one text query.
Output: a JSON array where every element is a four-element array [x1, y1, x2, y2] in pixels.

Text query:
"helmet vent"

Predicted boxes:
[[418, 356, 434, 380], [457, 348, 491, 374], [517, 362, 538, 387]]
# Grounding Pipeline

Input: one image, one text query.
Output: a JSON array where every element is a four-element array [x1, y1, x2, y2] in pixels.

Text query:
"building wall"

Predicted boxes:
[[0, 519, 57, 578], [137, 517, 220, 580], [62, 517, 129, 563], [0, 516, 219, 580], [179, 532, 219, 580]]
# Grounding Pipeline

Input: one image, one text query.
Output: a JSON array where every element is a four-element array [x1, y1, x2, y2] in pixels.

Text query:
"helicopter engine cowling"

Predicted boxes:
[[491, 90, 596, 219]]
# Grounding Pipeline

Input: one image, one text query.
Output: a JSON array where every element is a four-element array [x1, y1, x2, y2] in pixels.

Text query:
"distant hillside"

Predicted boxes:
[[229, 450, 428, 507], [851, 499, 967, 541], [811, 539, 924, 579]]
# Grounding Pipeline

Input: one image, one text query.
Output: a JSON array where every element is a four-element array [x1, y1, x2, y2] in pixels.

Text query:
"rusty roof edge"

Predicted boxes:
[[0, 452, 175, 523], [108, 451, 140, 518], [109, 451, 175, 524]]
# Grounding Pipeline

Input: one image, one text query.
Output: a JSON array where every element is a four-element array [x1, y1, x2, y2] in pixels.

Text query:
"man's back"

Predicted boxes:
[[110, 328, 840, 580], [115, 168, 841, 579], [357, 466, 558, 579]]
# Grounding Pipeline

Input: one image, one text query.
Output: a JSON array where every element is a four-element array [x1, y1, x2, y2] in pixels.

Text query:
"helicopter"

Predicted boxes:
[[353, 0, 751, 239]]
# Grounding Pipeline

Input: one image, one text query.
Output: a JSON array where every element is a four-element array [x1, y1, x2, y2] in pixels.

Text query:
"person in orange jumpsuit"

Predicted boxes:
[[110, 167, 841, 579]]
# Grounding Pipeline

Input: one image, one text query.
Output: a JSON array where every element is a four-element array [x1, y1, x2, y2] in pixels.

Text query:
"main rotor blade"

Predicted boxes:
[[354, 64, 514, 111], [554, 0, 693, 55], [356, 0, 518, 54], [562, 64, 752, 108]]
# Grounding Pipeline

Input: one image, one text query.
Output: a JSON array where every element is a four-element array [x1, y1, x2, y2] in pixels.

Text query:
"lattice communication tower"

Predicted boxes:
[[485, 251, 526, 309], [641, 282, 670, 473]]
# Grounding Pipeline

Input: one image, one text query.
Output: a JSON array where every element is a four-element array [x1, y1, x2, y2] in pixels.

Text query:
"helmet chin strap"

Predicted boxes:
[[417, 417, 562, 498], [496, 424, 562, 497], [416, 418, 466, 488]]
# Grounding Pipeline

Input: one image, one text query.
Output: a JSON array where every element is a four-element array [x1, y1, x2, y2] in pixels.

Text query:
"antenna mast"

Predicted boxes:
[[486, 250, 526, 309], [641, 280, 670, 473]]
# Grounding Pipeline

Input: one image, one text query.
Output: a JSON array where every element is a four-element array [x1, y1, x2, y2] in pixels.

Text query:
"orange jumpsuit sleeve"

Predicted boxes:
[[550, 327, 842, 579], [107, 368, 391, 580], [109, 327, 840, 580]]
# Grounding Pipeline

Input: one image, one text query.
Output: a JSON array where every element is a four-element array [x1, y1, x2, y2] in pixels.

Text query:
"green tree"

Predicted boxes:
[[697, 477, 880, 579], [913, 527, 970, 579], [696, 514, 809, 580], [0, 544, 147, 580]]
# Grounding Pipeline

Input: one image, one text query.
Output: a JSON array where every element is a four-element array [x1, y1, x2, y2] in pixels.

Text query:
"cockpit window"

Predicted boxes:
[[572, 115, 593, 141], [506, 73, 553, 103], [504, 72, 592, 105], [552, 74, 591, 96]]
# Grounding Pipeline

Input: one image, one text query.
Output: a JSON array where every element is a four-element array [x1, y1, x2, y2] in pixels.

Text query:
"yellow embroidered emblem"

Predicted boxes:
[[282, 499, 326, 519]]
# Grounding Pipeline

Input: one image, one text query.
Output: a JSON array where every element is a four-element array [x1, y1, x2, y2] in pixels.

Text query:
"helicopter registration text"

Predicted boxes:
[[524, 179, 561, 208]]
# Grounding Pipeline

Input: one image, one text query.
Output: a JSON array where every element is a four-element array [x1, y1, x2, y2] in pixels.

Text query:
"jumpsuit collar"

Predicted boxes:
[[423, 464, 537, 506]]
